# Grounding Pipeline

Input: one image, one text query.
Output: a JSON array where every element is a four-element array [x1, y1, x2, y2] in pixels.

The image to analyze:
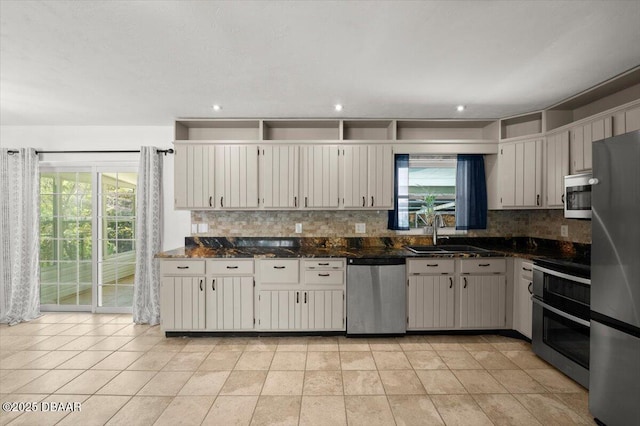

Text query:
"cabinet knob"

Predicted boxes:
[[362, 196, 365, 207], [220, 197, 224, 207], [296, 292, 299, 303], [371, 196, 374, 207], [199, 279, 203, 291], [528, 282, 533, 295], [463, 277, 468, 288], [318, 273, 330, 277], [294, 196, 297, 207], [209, 196, 212, 207], [449, 277, 453, 288], [212, 279, 215, 291]]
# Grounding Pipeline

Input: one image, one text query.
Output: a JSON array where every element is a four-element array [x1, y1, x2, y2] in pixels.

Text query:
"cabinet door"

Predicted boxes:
[[546, 132, 569, 207], [583, 123, 592, 170], [459, 275, 506, 328], [520, 139, 542, 207], [215, 145, 259, 209], [342, 145, 368, 208], [161, 276, 206, 331], [303, 290, 344, 330], [407, 275, 455, 329], [367, 145, 394, 208], [625, 105, 640, 133], [206, 276, 254, 330], [259, 290, 296, 330], [591, 117, 612, 142], [300, 145, 339, 208], [174, 145, 215, 209], [613, 111, 626, 136], [517, 275, 533, 339], [499, 143, 516, 207], [569, 126, 584, 173], [260, 146, 299, 208]]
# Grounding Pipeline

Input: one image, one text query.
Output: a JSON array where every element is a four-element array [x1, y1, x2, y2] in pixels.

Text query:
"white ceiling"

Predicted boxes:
[[1, 1, 639, 126]]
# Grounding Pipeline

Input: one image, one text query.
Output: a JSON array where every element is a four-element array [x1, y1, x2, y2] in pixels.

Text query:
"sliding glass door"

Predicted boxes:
[[40, 166, 138, 313]]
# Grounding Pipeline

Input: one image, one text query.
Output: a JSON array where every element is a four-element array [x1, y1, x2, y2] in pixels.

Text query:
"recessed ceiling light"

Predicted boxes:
[[334, 104, 343, 112], [212, 104, 222, 111], [456, 105, 465, 112]]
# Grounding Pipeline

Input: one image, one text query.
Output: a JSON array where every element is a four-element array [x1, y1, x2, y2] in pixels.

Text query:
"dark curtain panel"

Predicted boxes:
[[455, 154, 487, 230], [388, 154, 410, 230]]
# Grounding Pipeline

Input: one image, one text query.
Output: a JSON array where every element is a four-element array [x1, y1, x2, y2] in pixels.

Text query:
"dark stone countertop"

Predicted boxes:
[[155, 236, 590, 264]]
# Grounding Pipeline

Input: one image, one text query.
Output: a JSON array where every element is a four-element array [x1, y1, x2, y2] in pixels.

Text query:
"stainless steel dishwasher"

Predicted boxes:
[[346, 258, 406, 335]]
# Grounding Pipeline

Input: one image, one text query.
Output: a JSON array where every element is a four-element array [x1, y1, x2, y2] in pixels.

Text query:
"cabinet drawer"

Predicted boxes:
[[259, 259, 299, 283], [304, 270, 344, 285], [160, 260, 206, 275], [459, 258, 506, 274], [207, 259, 254, 275], [520, 261, 534, 280], [407, 259, 455, 275], [304, 259, 345, 270]]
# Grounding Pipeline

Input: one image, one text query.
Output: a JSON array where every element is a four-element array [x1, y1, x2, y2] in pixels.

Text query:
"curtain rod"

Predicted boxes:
[[6, 148, 174, 155]]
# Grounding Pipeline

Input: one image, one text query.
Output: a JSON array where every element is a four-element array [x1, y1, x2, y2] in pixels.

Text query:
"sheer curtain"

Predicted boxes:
[[0, 148, 40, 325], [133, 147, 163, 325], [455, 154, 488, 230]]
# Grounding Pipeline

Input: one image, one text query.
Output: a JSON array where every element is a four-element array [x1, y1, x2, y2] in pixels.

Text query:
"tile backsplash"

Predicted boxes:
[[192, 209, 591, 244]]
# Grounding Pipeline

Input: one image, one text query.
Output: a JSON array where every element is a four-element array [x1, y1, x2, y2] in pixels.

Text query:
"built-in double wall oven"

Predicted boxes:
[[532, 258, 590, 388]]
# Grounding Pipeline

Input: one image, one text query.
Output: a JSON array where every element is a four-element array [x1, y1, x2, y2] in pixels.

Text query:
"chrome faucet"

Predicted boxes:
[[432, 214, 440, 245]]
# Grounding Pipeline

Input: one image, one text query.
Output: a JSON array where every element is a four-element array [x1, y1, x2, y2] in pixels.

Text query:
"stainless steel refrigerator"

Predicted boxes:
[[590, 130, 640, 426]]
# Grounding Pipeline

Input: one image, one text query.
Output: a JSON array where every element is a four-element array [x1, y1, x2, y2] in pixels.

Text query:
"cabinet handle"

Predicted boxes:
[[296, 292, 299, 303], [305, 197, 308, 207], [318, 273, 330, 277], [522, 267, 532, 272], [304, 292, 307, 304], [478, 263, 490, 267], [226, 266, 239, 269], [449, 277, 453, 289], [199, 279, 203, 291], [212, 279, 215, 291], [318, 262, 330, 266], [220, 197, 224, 207], [561, 194, 565, 204], [528, 282, 533, 294], [177, 266, 189, 269], [362, 196, 365, 207], [536, 194, 540, 206], [426, 264, 439, 267], [463, 277, 468, 288], [273, 266, 286, 269], [294, 196, 297, 207], [209, 196, 212, 207], [371, 196, 374, 207]]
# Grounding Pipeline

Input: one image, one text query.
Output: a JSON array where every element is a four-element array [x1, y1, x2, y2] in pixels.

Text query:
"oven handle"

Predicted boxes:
[[533, 265, 591, 286], [532, 297, 590, 328]]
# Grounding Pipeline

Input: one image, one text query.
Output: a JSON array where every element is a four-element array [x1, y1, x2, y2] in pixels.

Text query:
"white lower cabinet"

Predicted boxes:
[[161, 276, 206, 331], [160, 259, 255, 332], [513, 259, 533, 339], [256, 258, 345, 331], [407, 275, 455, 329], [459, 275, 507, 328], [258, 290, 343, 330], [206, 276, 254, 330]]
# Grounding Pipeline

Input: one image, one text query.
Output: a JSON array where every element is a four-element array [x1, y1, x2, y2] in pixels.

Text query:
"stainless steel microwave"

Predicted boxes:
[[564, 173, 592, 219]]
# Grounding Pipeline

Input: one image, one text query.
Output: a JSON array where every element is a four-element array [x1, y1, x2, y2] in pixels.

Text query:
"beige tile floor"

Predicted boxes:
[[0, 313, 594, 425]]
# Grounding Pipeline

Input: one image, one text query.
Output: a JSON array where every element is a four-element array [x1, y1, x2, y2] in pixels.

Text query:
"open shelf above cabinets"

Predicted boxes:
[[545, 67, 640, 132], [342, 120, 395, 141], [499, 112, 543, 141], [262, 120, 340, 141], [174, 119, 260, 141], [396, 120, 498, 141]]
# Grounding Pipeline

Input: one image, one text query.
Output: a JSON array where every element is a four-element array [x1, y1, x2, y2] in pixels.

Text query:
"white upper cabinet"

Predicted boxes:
[[300, 145, 340, 208], [174, 144, 216, 209], [626, 105, 640, 133], [546, 131, 569, 208], [500, 138, 543, 208], [214, 145, 259, 209], [341, 145, 394, 209], [259, 145, 299, 209]]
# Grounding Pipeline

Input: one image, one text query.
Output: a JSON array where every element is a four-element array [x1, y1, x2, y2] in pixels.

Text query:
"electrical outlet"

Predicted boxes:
[[191, 224, 198, 234], [198, 223, 209, 233], [561, 225, 569, 237], [295, 223, 302, 233], [355, 223, 366, 234]]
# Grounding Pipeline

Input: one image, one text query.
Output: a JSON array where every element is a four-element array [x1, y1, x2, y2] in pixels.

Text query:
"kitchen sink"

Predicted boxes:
[[404, 245, 489, 254]]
